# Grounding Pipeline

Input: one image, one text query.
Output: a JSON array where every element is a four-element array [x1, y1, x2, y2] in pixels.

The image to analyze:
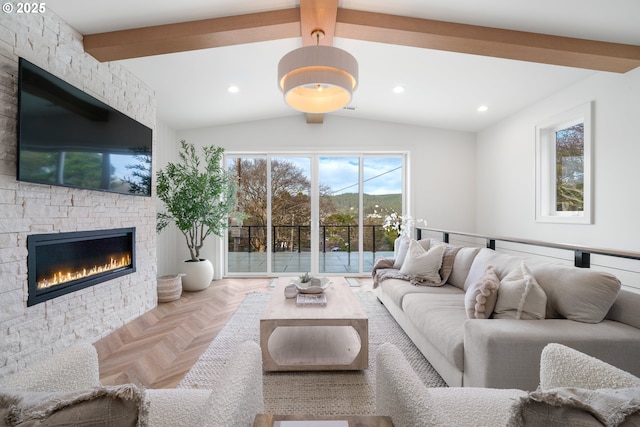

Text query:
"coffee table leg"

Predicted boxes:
[[260, 319, 279, 371], [351, 318, 368, 370]]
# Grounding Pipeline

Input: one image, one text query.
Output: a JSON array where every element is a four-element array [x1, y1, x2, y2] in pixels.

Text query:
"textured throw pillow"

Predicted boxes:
[[465, 265, 500, 319], [399, 240, 444, 284], [493, 261, 547, 320], [0, 385, 148, 427]]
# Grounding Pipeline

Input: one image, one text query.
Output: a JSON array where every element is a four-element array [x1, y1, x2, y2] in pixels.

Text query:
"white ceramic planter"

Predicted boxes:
[[181, 259, 214, 291]]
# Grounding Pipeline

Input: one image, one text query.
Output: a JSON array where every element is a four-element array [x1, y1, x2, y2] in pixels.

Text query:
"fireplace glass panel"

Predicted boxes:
[[27, 228, 135, 306]]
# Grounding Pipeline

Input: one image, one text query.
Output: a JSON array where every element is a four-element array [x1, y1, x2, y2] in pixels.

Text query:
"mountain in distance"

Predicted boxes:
[[327, 193, 402, 218]]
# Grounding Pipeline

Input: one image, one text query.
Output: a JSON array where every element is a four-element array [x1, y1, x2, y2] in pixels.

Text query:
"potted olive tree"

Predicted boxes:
[[156, 140, 236, 291]]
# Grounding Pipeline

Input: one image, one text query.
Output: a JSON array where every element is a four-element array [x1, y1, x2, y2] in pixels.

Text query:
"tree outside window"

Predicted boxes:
[[536, 102, 592, 224]]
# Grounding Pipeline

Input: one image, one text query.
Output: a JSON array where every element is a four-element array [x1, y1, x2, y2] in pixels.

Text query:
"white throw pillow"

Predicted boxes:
[[393, 236, 411, 269], [393, 237, 430, 269], [493, 261, 547, 320], [399, 240, 444, 284]]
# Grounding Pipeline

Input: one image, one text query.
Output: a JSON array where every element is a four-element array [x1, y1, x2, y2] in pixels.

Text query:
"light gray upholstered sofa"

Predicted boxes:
[[373, 238, 640, 390], [376, 342, 640, 427], [0, 341, 263, 426]]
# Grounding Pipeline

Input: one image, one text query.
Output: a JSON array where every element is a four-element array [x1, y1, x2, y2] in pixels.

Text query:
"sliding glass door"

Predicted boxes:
[[226, 153, 404, 276]]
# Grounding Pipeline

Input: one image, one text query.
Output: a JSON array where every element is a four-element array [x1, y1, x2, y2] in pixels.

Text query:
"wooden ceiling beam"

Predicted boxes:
[[335, 9, 640, 73], [83, 8, 301, 61], [82, 6, 640, 73], [300, 0, 337, 46]]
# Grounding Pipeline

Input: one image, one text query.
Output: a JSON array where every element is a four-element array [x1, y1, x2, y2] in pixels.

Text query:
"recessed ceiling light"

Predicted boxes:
[[392, 85, 405, 94], [227, 85, 239, 94], [477, 105, 488, 112]]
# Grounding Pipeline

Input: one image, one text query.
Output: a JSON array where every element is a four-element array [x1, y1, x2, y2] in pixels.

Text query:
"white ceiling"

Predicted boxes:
[[45, 0, 640, 132]]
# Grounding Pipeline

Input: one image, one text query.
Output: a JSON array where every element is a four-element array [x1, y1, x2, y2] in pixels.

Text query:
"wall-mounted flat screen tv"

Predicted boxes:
[[17, 58, 152, 197]]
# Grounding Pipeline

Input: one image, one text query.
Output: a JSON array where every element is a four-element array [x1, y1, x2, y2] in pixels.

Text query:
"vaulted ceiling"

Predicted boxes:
[[46, 0, 640, 131]]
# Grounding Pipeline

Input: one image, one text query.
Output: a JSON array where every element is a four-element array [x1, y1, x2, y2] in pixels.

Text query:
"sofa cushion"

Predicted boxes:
[[463, 248, 523, 291], [0, 384, 147, 427], [465, 265, 500, 319], [448, 246, 481, 290], [493, 261, 546, 320], [530, 263, 621, 324], [402, 293, 466, 371], [379, 279, 464, 309], [399, 241, 444, 284]]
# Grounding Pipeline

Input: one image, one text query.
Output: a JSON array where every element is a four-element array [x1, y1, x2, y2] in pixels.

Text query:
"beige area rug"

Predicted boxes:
[[178, 291, 446, 415]]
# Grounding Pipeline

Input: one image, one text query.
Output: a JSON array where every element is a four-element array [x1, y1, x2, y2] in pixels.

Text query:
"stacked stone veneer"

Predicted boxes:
[[0, 11, 157, 376]]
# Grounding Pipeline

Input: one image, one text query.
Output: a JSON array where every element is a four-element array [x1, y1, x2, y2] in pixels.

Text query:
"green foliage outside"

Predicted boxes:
[[555, 123, 584, 211], [229, 157, 402, 253]]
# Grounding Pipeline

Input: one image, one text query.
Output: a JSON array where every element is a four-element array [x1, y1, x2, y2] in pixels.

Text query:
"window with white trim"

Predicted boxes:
[[536, 102, 593, 224]]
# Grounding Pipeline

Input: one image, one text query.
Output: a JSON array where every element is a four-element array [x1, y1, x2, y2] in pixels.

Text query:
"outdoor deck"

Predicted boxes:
[[227, 250, 394, 275]]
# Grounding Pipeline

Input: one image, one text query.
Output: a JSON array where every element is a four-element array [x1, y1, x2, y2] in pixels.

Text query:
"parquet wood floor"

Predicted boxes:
[[93, 277, 272, 389], [94, 277, 372, 389]]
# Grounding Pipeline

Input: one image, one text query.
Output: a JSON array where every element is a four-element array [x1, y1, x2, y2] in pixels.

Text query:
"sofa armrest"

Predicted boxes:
[[0, 343, 100, 392], [375, 343, 436, 427], [463, 318, 640, 390], [540, 343, 640, 390]]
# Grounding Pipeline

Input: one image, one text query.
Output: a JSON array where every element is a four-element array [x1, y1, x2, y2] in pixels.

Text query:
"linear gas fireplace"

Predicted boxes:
[[27, 228, 136, 307]]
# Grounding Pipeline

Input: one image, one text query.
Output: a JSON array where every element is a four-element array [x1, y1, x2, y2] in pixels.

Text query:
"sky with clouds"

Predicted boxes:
[[226, 155, 403, 196], [274, 156, 403, 196]]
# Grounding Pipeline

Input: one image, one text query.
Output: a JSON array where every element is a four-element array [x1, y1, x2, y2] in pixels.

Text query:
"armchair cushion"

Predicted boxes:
[[539, 343, 640, 390], [0, 344, 100, 393]]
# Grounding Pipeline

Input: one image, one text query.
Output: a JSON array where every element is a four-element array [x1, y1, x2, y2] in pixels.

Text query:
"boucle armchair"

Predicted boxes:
[[376, 342, 640, 426], [0, 341, 263, 427]]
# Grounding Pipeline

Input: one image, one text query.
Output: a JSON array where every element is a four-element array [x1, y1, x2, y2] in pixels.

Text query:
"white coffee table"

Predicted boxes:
[[260, 277, 368, 371]]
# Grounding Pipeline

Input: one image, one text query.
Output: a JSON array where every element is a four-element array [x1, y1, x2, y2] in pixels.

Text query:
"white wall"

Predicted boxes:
[[476, 68, 640, 253], [166, 115, 477, 277], [154, 121, 181, 276]]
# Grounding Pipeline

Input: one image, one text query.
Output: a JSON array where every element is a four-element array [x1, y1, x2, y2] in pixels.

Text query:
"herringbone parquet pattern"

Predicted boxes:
[[93, 278, 272, 389]]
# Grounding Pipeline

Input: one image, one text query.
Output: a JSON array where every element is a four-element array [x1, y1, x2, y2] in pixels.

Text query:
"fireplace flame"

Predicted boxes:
[[37, 254, 132, 290]]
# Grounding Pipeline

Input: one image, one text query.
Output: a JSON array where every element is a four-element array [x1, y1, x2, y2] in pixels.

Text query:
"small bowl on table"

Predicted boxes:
[[291, 277, 332, 294]]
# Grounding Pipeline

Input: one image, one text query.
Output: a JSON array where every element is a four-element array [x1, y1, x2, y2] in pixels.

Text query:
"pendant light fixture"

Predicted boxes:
[[278, 30, 358, 114]]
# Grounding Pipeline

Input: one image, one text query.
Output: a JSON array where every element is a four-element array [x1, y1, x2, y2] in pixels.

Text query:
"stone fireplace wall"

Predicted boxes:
[[0, 11, 157, 376]]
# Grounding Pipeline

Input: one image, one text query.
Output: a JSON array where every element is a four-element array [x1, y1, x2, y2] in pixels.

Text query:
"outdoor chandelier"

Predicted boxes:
[[278, 30, 358, 114]]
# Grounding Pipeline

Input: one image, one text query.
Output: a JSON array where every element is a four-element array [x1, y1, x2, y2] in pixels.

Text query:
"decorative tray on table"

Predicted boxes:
[[290, 277, 332, 294]]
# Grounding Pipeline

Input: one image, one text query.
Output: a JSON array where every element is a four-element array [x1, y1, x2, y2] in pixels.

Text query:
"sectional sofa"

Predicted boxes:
[[373, 237, 640, 390]]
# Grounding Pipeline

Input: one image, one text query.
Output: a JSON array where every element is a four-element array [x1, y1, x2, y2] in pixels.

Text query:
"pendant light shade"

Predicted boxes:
[[278, 45, 358, 113]]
